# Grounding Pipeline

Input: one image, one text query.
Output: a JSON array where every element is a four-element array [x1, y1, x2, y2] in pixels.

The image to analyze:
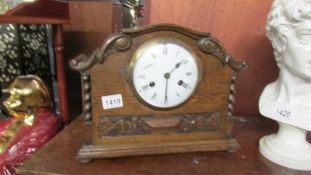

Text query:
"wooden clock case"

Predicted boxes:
[[70, 24, 247, 162]]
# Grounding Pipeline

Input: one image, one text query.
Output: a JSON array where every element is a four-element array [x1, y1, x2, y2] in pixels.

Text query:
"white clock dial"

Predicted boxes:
[[129, 38, 201, 109]]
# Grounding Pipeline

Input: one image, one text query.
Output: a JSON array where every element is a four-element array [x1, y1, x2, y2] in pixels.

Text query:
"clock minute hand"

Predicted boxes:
[[164, 74, 169, 104], [164, 78, 169, 104], [164, 59, 185, 105]]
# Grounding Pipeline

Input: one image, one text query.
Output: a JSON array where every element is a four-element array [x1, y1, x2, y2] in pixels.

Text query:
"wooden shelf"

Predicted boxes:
[[0, 0, 69, 24], [17, 116, 311, 175], [0, 15, 69, 24]]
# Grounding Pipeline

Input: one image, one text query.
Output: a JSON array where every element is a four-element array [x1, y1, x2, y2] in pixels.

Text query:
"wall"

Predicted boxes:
[[63, 2, 114, 119], [148, 0, 278, 116]]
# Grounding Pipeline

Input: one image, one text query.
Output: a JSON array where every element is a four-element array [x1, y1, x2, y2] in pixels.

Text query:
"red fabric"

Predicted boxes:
[[0, 108, 61, 175]]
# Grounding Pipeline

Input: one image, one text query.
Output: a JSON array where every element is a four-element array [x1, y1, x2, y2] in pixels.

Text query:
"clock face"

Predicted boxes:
[[129, 38, 201, 109]]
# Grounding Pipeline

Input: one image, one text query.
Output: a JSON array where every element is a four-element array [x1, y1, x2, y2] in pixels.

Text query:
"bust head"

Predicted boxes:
[[266, 0, 311, 80], [3, 75, 51, 125]]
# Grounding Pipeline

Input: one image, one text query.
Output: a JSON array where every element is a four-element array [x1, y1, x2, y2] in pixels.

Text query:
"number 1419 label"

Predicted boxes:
[[101, 94, 123, 110]]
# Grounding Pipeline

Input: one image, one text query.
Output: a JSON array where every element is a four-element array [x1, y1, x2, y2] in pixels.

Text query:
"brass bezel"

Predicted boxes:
[[128, 37, 202, 110]]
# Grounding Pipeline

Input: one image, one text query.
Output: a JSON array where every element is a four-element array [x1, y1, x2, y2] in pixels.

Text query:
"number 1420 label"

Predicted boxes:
[[101, 94, 123, 110]]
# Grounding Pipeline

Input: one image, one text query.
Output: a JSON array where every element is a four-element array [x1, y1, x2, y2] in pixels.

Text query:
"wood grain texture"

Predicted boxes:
[[148, 0, 278, 116], [17, 115, 311, 175], [62, 1, 115, 120], [0, 0, 69, 24], [0, 16, 69, 24], [66, 2, 113, 33], [77, 138, 239, 160], [5, 0, 69, 18], [69, 24, 244, 158]]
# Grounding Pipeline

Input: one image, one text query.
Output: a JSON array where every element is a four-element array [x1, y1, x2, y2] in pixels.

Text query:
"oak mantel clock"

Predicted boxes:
[[70, 24, 247, 162]]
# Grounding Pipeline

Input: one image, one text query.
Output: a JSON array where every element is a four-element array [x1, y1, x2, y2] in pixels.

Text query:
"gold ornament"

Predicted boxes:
[[0, 75, 52, 153]]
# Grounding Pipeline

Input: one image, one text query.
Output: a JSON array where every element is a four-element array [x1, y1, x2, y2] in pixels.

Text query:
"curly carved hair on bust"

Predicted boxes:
[[266, 0, 311, 65]]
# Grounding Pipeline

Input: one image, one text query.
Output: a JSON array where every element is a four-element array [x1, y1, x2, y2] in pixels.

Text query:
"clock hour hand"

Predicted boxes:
[[169, 59, 185, 74]]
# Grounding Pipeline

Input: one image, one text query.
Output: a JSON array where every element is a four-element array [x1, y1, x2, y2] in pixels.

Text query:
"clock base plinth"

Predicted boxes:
[[76, 138, 240, 162]]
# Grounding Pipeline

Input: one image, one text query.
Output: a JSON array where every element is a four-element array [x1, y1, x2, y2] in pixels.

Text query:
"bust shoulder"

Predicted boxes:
[[259, 80, 285, 104], [259, 79, 311, 131]]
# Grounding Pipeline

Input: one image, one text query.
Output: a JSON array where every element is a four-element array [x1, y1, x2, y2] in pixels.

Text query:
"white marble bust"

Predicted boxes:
[[259, 0, 311, 170]]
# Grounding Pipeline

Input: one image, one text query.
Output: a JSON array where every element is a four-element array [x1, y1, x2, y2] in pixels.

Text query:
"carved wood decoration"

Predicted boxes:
[[70, 24, 247, 162], [97, 113, 221, 136]]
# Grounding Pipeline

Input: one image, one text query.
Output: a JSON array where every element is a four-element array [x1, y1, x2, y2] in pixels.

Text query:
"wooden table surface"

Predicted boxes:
[[17, 116, 311, 175]]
